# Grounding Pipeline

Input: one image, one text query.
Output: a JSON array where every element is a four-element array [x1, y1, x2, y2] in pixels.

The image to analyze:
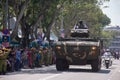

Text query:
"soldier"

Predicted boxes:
[[39, 47, 43, 67], [77, 20, 88, 29], [43, 47, 49, 66], [48, 47, 53, 65], [0, 48, 9, 75], [7, 48, 15, 72], [35, 49, 40, 67], [30, 47, 36, 68], [42, 40, 49, 66]]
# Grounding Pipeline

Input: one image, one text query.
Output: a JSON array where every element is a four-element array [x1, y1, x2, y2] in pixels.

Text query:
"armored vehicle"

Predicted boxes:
[[54, 21, 102, 72]]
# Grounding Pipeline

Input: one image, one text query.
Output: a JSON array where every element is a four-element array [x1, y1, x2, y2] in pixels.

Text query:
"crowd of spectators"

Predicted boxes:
[[6, 46, 56, 73]]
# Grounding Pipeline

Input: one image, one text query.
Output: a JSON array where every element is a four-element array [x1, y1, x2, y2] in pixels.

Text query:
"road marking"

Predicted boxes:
[[38, 74, 61, 80]]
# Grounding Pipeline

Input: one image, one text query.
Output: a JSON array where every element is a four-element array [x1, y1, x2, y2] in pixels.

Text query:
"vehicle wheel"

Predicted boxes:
[[56, 59, 69, 71], [91, 59, 101, 72], [56, 59, 64, 71], [64, 61, 69, 70]]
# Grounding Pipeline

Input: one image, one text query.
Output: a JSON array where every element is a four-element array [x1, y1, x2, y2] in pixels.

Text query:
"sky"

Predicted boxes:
[[101, 0, 120, 26]]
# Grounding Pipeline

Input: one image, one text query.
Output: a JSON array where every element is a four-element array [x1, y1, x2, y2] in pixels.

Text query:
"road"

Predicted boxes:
[[0, 60, 120, 80]]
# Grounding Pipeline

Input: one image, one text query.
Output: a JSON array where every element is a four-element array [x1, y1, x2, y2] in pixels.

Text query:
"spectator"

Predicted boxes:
[[7, 49, 15, 72], [21, 48, 28, 68], [14, 48, 21, 71]]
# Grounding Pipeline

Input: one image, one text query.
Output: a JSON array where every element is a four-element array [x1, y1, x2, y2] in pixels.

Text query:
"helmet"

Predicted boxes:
[[106, 49, 110, 52], [2, 47, 8, 51], [79, 20, 83, 23], [2, 47, 10, 51]]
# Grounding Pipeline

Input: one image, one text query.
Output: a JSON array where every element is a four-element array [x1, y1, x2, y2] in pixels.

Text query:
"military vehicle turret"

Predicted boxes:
[[54, 20, 102, 72]]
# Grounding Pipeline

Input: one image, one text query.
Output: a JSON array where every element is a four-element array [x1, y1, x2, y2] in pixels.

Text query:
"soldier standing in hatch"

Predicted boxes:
[[77, 20, 88, 29], [74, 20, 88, 29]]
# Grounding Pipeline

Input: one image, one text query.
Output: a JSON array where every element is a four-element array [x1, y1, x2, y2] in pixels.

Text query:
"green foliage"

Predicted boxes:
[[0, 0, 111, 43], [101, 30, 114, 47], [54, 0, 111, 37]]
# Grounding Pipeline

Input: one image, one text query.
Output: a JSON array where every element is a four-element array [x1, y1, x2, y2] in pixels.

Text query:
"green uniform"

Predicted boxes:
[[48, 48, 53, 65], [43, 49, 49, 66], [0, 51, 8, 75], [39, 50, 43, 67]]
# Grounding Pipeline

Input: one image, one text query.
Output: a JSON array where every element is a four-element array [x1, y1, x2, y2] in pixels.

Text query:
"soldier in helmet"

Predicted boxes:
[[77, 20, 88, 29], [0, 48, 9, 75]]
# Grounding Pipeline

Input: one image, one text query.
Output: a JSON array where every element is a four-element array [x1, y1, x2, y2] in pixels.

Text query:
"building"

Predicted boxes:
[[109, 36, 120, 52]]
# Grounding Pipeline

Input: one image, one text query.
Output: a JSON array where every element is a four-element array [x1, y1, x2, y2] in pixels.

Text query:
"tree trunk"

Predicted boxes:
[[20, 18, 30, 48], [10, 1, 29, 40], [45, 9, 57, 42]]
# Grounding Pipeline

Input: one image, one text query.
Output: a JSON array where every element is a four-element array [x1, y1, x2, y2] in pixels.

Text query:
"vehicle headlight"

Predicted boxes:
[[91, 46, 96, 50], [56, 46, 61, 50]]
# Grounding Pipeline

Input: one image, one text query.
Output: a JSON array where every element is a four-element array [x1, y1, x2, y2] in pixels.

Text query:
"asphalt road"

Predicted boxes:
[[0, 59, 120, 80]]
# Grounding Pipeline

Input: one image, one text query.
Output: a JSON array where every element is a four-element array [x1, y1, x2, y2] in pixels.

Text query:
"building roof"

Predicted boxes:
[[103, 26, 120, 31]]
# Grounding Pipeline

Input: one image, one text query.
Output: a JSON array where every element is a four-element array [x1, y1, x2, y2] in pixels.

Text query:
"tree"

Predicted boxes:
[[0, 0, 111, 47], [53, 0, 111, 37]]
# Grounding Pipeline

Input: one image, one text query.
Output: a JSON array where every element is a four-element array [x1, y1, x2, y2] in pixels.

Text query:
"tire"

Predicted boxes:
[[64, 62, 69, 70], [56, 59, 64, 71], [91, 59, 101, 72], [56, 59, 69, 71]]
